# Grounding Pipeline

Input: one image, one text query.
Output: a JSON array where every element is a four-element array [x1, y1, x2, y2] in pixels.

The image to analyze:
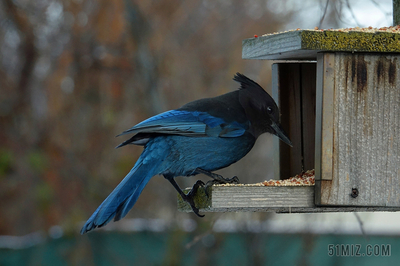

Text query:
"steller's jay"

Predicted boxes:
[[80, 73, 292, 234]]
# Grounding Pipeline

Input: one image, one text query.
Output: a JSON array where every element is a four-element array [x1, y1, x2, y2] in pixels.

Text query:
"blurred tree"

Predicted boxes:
[[2, 0, 351, 235]]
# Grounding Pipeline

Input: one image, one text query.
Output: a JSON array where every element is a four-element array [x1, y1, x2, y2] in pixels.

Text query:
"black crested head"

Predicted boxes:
[[234, 72, 264, 91], [233, 73, 292, 147]]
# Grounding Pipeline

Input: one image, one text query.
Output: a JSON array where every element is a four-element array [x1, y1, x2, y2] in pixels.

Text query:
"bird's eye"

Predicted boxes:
[[266, 106, 273, 114]]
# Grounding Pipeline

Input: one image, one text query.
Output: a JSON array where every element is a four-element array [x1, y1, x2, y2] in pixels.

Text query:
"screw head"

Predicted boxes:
[[351, 188, 359, 198]]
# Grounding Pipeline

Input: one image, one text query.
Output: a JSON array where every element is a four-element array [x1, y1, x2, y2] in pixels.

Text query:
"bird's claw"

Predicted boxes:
[[183, 180, 205, 217], [226, 176, 240, 184], [210, 175, 240, 185], [204, 176, 240, 197], [194, 168, 240, 184]]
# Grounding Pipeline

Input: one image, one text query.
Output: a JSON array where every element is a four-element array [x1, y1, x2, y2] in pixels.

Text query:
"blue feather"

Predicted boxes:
[[80, 141, 166, 234], [117, 110, 227, 137], [219, 121, 248, 137]]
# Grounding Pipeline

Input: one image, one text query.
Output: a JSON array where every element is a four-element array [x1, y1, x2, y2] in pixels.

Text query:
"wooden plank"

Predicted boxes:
[[178, 186, 314, 212], [271, 64, 281, 180], [320, 53, 400, 206], [314, 58, 323, 205], [242, 30, 400, 60], [177, 186, 400, 213], [321, 53, 335, 181], [315, 53, 335, 205], [243, 31, 305, 60]]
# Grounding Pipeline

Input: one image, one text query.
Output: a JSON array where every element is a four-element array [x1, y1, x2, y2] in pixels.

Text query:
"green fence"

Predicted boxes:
[[1, 232, 398, 266]]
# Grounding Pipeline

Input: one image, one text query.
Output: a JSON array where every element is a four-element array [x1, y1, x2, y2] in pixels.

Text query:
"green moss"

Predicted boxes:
[[300, 30, 400, 52], [177, 186, 212, 212]]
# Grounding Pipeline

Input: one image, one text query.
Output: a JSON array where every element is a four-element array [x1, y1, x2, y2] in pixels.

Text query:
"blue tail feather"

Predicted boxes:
[[80, 157, 158, 234]]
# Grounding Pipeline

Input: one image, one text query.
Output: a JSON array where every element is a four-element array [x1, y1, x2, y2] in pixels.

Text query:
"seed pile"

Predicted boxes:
[[262, 169, 315, 186], [215, 169, 315, 187]]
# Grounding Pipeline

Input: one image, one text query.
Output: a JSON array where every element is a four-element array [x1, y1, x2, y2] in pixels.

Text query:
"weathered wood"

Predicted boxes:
[[317, 53, 400, 207], [272, 63, 316, 179], [242, 30, 400, 60], [177, 186, 400, 213], [315, 53, 335, 185], [178, 186, 314, 212]]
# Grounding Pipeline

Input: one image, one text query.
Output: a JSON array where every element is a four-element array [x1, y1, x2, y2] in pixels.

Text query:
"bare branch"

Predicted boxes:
[[319, 0, 330, 28], [345, 0, 361, 26]]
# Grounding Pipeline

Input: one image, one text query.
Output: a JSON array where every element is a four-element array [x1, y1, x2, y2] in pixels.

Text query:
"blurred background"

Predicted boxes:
[[0, 0, 399, 265]]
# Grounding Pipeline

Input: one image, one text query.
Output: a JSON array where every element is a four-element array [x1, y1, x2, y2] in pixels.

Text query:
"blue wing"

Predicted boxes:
[[116, 110, 248, 147]]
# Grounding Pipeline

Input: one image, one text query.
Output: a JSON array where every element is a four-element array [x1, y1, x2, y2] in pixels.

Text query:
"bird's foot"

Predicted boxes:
[[195, 168, 240, 184], [194, 168, 240, 197], [204, 176, 240, 196], [205, 175, 239, 186], [181, 180, 205, 217]]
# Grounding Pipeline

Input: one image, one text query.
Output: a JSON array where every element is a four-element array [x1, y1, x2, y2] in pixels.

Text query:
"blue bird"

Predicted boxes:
[[80, 73, 292, 234]]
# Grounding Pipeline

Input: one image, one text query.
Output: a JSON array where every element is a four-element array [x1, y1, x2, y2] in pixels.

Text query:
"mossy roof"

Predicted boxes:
[[242, 29, 400, 60]]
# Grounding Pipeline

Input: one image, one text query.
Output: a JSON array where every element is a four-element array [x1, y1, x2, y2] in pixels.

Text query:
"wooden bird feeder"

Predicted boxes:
[[178, 28, 400, 214]]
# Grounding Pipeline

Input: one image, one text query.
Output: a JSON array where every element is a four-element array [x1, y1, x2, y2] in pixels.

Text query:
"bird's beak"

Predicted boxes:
[[271, 121, 293, 147]]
